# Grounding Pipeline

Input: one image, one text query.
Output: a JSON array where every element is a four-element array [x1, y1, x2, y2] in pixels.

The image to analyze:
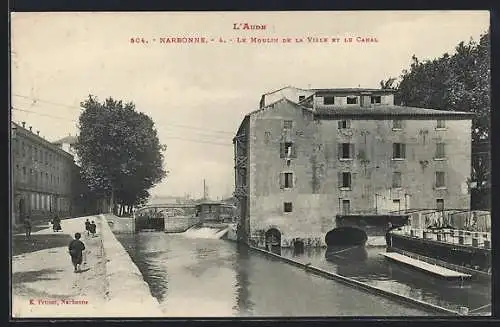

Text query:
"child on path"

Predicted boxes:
[[23, 217, 32, 240], [89, 221, 97, 237], [85, 219, 91, 236], [68, 233, 86, 273]]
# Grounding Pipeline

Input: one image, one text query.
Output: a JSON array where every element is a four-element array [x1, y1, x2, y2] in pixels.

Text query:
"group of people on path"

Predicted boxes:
[[85, 219, 97, 237], [21, 215, 99, 273], [68, 219, 99, 273], [22, 215, 62, 240]]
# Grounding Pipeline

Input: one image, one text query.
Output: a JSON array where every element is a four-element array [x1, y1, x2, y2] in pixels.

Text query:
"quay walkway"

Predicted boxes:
[[11, 215, 162, 318]]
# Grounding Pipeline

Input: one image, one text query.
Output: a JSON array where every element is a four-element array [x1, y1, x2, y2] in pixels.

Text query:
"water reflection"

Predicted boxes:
[[281, 245, 491, 314], [116, 233, 431, 316], [232, 244, 254, 315]]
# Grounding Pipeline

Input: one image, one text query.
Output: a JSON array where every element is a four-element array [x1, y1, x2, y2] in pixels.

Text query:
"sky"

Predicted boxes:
[[10, 11, 489, 199]]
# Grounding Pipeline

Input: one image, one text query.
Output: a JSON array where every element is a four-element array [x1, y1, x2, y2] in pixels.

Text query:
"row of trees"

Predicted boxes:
[[74, 96, 167, 215], [381, 31, 490, 209]]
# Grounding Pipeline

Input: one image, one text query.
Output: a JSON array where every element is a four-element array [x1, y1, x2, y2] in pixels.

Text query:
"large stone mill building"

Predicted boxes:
[[233, 86, 474, 248]]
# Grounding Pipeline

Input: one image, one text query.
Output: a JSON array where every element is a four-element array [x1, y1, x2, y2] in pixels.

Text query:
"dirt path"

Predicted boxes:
[[12, 216, 108, 318]]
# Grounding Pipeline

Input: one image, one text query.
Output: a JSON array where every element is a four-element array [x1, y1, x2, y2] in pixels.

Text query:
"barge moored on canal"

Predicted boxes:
[[385, 224, 491, 280]]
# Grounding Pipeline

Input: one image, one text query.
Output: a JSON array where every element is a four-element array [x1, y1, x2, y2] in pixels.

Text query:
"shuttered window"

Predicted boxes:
[[280, 142, 297, 158], [338, 120, 351, 129], [338, 143, 354, 159], [392, 172, 402, 188], [435, 171, 445, 188], [279, 172, 294, 189], [338, 172, 352, 189], [393, 143, 406, 159], [435, 143, 445, 159]]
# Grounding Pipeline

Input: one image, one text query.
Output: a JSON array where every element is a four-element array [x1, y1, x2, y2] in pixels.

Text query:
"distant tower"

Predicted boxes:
[[203, 179, 209, 200]]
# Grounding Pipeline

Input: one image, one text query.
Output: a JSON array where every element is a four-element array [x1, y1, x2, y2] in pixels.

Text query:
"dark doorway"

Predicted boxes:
[[265, 228, 281, 255], [293, 239, 305, 255]]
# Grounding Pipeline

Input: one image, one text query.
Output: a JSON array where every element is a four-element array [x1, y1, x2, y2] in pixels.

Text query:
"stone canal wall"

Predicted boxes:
[[99, 214, 163, 316], [105, 214, 135, 233]]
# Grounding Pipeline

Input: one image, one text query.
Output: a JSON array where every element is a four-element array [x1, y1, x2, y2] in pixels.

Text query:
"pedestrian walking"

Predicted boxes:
[[68, 233, 86, 273], [52, 216, 62, 232], [85, 219, 91, 236], [24, 216, 32, 240], [89, 221, 97, 237]]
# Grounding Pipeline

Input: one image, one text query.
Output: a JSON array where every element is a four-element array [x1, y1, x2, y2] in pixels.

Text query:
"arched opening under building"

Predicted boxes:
[[325, 226, 368, 247], [293, 239, 305, 255], [265, 228, 281, 254]]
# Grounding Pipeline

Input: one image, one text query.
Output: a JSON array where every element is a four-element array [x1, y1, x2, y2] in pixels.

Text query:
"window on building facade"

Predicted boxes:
[[347, 97, 358, 104], [436, 119, 446, 129], [435, 171, 445, 188], [283, 120, 293, 130], [339, 143, 354, 159], [280, 142, 297, 158], [342, 200, 350, 215], [29, 169, 33, 183], [22, 142, 25, 157], [393, 199, 401, 212], [299, 95, 305, 102], [393, 143, 406, 159], [436, 199, 444, 211], [371, 96, 382, 104], [338, 120, 351, 129], [284, 202, 293, 212], [392, 172, 402, 188], [338, 172, 352, 189], [435, 143, 446, 159], [22, 167, 26, 182], [284, 172, 294, 188], [393, 120, 403, 129], [323, 96, 335, 105]]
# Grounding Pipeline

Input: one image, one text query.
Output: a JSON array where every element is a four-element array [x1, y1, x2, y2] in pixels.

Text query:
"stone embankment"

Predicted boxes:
[[99, 214, 163, 316]]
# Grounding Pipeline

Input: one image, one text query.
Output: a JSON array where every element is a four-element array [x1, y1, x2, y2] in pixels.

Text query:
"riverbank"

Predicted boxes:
[[12, 215, 163, 318]]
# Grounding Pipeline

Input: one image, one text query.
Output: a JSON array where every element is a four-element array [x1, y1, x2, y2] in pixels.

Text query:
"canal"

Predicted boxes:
[[280, 244, 491, 315], [116, 232, 433, 317]]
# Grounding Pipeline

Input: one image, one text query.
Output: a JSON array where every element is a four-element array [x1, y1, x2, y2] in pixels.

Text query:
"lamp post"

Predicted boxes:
[[375, 193, 381, 214]]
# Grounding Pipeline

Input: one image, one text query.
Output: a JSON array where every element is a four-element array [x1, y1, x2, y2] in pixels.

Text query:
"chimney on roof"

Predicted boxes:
[[22, 121, 26, 128], [37, 131, 40, 136], [29, 126, 32, 132]]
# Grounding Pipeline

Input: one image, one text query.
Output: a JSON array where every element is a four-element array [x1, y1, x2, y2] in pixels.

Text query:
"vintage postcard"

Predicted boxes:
[[10, 11, 491, 318]]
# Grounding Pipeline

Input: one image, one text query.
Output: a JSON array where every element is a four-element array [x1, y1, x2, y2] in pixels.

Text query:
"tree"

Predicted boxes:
[[74, 95, 167, 214], [380, 31, 490, 209]]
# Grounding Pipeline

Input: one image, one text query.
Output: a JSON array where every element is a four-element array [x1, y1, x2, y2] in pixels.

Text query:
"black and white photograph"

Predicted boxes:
[[10, 11, 491, 318]]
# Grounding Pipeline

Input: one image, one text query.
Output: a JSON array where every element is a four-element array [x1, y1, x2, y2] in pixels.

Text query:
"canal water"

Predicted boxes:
[[116, 232, 433, 317], [280, 243, 491, 315]]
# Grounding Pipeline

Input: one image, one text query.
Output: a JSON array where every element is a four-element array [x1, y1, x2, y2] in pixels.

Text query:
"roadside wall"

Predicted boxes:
[[99, 214, 163, 316], [165, 216, 200, 232], [106, 214, 135, 233]]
